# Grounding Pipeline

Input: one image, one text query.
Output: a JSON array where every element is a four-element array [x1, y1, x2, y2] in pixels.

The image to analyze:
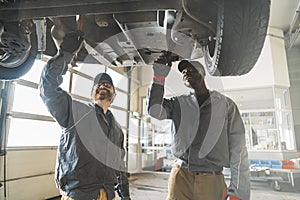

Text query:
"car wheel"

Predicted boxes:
[[0, 21, 37, 80], [204, 0, 270, 76]]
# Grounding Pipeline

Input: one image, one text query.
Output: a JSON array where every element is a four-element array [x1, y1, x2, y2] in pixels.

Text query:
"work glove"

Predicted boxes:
[[115, 172, 131, 200], [55, 30, 84, 64], [60, 30, 84, 55], [152, 51, 173, 84], [224, 195, 241, 200], [223, 189, 241, 200]]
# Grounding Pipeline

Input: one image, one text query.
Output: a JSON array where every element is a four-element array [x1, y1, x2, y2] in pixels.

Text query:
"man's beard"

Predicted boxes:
[[97, 89, 114, 102]]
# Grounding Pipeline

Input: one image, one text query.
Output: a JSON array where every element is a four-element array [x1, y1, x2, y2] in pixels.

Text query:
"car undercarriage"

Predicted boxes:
[[0, 0, 270, 80]]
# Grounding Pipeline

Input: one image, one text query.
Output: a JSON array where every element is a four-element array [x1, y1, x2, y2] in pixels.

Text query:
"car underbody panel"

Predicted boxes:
[[0, 0, 270, 80]]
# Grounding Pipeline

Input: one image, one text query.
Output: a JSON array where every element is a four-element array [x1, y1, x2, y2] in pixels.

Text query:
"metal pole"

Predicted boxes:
[[0, 80, 12, 200], [125, 67, 132, 169]]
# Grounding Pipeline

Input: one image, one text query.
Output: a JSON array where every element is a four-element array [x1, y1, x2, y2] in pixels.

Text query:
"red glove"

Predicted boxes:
[[222, 189, 241, 200], [228, 195, 241, 200], [152, 53, 172, 83]]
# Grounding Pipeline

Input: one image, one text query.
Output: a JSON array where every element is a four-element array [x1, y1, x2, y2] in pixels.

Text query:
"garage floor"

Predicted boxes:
[[128, 172, 300, 200], [49, 171, 300, 200]]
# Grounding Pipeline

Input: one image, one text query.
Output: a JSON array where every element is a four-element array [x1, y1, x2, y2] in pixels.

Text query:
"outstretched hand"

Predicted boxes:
[[152, 52, 173, 83], [225, 195, 241, 200], [155, 51, 173, 66], [223, 191, 241, 200], [60, 31, 84, 54]]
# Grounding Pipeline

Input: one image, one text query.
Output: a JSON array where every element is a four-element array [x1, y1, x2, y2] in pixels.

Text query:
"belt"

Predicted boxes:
[[176, 165, 223, 175], [193, 171, 222, 175]]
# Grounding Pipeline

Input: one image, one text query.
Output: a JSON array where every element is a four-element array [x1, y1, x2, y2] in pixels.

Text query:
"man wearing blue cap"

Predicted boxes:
[[147, 55, 250, 200], [39, 31, 131, 200]]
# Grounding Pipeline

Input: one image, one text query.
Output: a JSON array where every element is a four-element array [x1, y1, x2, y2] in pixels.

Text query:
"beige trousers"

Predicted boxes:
[[167, 165, 227, 200], [61, 188, 116, 200]]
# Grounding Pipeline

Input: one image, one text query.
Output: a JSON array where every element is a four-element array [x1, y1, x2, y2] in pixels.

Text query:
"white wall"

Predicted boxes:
[[269, 27, 290, 88], [0, 148, 60, 200], [286, 46, 300, 150]]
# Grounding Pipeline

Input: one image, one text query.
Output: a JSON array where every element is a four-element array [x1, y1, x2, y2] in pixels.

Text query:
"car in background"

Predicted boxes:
[[0, 0, 270, 80]]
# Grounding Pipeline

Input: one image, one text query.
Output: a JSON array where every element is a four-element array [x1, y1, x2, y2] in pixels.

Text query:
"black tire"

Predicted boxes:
[[0, 21, 37, 80], [204, 0, 270, 76]]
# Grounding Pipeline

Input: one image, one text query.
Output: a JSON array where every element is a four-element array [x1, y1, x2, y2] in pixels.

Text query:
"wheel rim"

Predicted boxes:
[[0, 49, 31, 69], [203, 0, 224, 76], [0, 22, 32, 69]]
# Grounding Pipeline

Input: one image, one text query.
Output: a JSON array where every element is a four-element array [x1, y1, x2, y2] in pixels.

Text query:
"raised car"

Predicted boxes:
[[0, 0, 270, 80]]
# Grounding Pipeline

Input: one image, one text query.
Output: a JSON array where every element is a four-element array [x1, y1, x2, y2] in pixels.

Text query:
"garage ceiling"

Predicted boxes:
[[269, 0, 300, 48]]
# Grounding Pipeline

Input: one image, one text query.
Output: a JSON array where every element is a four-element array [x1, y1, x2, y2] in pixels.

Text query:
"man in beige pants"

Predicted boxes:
[[147, 56, 250, 200]]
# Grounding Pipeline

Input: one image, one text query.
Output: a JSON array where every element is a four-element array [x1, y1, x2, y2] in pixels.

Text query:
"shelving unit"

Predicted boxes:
[[225, 86, 297, 160], [242, 111, 279, 150]]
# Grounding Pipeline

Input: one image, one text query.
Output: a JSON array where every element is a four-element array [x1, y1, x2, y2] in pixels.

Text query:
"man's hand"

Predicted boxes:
[[60, 31, 84, 54], [115, 171, 131, 200], [152, 52, 173, 84], [225, 195, 241, 200], [223, 189, 241, 200], [115, 183, 131, 200], [155, 51, 173, 66]]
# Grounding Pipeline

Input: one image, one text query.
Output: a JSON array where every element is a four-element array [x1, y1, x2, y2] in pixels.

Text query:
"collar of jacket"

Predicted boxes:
[[189, 90, 224, 108], [93, 103, 112, 115]]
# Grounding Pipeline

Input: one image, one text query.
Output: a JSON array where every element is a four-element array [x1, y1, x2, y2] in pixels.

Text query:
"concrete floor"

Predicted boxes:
[[50, 171, 300, 200], [127, 172, 300, 200]]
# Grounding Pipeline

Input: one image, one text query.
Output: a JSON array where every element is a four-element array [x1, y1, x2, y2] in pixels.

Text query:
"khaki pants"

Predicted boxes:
[[167, 165, 227, 200], [61, 188, 116, 200]]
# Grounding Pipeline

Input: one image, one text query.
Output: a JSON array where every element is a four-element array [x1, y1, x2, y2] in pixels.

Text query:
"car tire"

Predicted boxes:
[[0, 21, 37, 80], [204, 0, 270, 76]]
